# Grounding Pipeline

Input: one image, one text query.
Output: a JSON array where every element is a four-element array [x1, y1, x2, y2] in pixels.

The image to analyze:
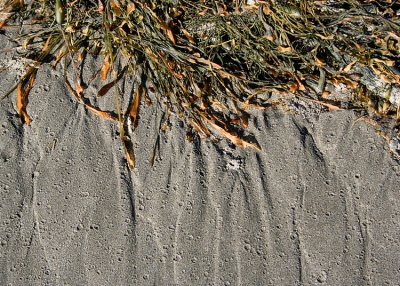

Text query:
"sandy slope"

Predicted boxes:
[[1, 36, 400, 285]]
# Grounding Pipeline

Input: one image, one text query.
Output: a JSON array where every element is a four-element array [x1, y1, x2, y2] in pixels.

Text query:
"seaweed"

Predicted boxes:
[[1, 0, 400, 167]]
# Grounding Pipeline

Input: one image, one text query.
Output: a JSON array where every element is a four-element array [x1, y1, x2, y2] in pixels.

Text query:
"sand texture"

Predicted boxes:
[[1, 33, 400, 286]]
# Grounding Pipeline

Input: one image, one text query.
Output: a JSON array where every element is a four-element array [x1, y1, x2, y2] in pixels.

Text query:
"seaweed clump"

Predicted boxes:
[[1, 0, 400, 167]]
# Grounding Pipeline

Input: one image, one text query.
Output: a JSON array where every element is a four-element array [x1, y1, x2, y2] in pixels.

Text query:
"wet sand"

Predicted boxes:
[[1, 33, 400, 286]]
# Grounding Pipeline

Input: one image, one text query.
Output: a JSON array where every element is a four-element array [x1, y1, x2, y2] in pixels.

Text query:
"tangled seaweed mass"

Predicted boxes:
[[1, 0, 399, 167]]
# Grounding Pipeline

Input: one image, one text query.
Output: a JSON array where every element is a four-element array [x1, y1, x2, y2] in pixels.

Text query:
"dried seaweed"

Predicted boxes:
[[1, 0, 400, 167]]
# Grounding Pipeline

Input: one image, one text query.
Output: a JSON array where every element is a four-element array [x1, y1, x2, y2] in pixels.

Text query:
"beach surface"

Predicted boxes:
[[1, 33, 400, 286]]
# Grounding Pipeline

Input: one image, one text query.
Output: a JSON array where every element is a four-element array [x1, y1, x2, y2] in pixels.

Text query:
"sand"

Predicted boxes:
[[1, 33, 400, 286]]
